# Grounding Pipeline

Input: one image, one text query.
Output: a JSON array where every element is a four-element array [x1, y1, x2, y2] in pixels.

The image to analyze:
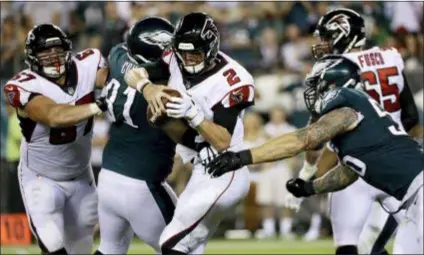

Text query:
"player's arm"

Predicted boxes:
[[315, 147, 339, 177], [285, 163, 358, 198], [4, 84, 107, 128], [124, 66, 171, 115], [250, 106, 359, 164], [167, 85, 255, 152], [207, 107, 360, 177], [95, 53, 110, 88], [399, 72, 419, 134]]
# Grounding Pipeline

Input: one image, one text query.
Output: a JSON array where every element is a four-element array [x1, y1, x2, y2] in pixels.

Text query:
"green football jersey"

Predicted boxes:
[[102, 43, 175, 182], [320, 87, 424, 200]]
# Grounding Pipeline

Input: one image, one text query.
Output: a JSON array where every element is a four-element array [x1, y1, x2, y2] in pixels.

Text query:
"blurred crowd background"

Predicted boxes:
[[1, 1, 423, 242]]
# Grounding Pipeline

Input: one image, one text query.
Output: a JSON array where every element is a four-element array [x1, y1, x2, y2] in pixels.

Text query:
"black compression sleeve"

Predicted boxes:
[[399, 72, 419, 132], [213, 102, 251, 134]]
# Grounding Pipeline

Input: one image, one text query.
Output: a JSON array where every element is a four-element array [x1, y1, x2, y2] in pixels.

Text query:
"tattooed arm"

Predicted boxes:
[[312, 163, 358, 193], [250, 107, 360, 164]]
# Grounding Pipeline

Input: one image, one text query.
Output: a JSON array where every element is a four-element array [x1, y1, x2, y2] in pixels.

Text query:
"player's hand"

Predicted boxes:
[[286, 178, 316, 198], [207, 150, 252, 177], [165, 92, 204, 128], [284, 193, 305, 212], [124, 67, 150, 91], [143, 85, 171, 116]]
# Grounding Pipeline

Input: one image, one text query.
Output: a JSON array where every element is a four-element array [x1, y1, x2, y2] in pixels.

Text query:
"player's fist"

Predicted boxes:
[[286, 178, 316, 198], [124, 67, 150, 91]]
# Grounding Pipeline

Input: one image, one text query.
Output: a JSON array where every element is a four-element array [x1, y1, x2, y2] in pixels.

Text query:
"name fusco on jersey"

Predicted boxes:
[[343, 47, 405, 128], [163, 50, 255, 163], [4, 48, 105, 181]]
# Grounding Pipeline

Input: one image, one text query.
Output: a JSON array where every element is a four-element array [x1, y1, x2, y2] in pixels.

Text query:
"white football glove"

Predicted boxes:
[[284, 161, 318, 212], [166, 92, 204, 128], [284, 193, 304, 212]]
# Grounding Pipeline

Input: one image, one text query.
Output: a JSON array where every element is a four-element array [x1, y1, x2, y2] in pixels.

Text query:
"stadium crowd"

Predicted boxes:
[[1, 1, 423, 241]]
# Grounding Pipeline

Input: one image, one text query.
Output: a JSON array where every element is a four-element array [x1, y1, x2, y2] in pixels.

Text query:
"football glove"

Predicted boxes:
[[207, 150, 252, 178], [286, 178, 316, 198]]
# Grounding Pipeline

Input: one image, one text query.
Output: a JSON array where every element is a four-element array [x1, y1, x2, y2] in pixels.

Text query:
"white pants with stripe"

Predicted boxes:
[[159, 163, 250, 254], [329, 178, 404, 251], [18, 164, 97, 254], [394, 171, 423, 254], [97, 169, 177, 254]]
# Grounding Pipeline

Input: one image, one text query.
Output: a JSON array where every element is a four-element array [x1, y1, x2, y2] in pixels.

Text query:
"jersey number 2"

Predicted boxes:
[[361, 66, 400, 113], [223, 69, 240, 86]]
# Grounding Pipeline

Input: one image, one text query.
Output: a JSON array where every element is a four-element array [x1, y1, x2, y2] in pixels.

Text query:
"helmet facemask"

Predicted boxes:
[[303, 75, 330, 115], [26, 36, 72, 80], [35, 47, 70, 79]]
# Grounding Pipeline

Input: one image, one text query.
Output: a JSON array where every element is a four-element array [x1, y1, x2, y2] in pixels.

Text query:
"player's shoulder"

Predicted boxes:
[[319, 87, 350, 115], [108, 43, 127, 62], [73, 48, 103, 67], [3, 69, 46, 108], [219, 51, 254, 86], [4, 69, 43, 92]]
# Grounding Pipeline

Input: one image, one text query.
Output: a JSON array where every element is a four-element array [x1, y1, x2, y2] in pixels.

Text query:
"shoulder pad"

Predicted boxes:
[[3, 71, 41, 108], [319, 88, 347, 115]]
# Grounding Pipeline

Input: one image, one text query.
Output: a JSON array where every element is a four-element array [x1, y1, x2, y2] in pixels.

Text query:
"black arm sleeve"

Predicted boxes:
[[213, 102, 252, 134], [399, 72, 419, 132]]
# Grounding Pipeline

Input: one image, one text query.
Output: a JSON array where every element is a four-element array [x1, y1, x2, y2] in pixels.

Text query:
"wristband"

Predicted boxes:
[[299, 161, 317, 180], [136, 78, 152, 93], [238, 150, 253, 165], [89, 103, 102, 115], [188, 110, 204, 128]]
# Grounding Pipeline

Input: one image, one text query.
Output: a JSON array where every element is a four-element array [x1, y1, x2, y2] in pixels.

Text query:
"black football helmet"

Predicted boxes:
[[312, 8, 366, 59], [126, 17, 175, 64], [25, 24, 72, 79], [172, 12, 220, 74], [304, 55, 362, 115]]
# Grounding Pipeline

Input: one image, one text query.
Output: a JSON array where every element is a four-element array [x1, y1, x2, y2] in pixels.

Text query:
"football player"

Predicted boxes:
[[284, 8, 420, 254], [125, 12, 255, 254], [93, 17, 178, 255], [3, 24, 109, 254], [206, 55, 424, 254]]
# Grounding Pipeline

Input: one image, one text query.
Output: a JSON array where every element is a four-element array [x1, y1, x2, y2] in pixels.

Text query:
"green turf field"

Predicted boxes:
[[1, 238, 336, 254]]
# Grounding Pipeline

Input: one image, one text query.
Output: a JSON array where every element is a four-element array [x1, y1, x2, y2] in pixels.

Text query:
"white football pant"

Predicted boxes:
[[159, 163, 250, 253], [329, 178, 404, 251], [18, 164, 97, 254], [97, 169, 177, 254]]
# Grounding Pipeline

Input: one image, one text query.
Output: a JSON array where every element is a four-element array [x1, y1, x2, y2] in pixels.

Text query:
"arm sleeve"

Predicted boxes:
[[213, 85, 255, 134], [399, 72, 419, 132]]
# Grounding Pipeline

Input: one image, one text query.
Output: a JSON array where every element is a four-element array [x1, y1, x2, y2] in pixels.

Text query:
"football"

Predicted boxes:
[[146, 88, 182, 127]]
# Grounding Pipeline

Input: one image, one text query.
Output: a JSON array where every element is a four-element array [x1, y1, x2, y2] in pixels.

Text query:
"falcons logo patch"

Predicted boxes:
[[229, 86, 252, 107], [4, 84, 21, 108]]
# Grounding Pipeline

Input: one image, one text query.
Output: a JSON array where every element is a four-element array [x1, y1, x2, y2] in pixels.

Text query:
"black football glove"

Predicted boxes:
[[286, 178, 316, 198], [207, 150, 252, 178], [95, 96, 108, 112]]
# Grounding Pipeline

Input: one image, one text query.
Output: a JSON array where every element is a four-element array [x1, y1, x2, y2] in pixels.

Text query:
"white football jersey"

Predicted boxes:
[[4, 48, 106, 181], [163, 50, 255, 163], [343, 47, 405, 127]]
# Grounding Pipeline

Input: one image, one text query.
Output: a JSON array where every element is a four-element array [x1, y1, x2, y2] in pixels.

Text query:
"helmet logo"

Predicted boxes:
[[326, 14, 351, 37], [139, 31, 173, 50], [200, 18, 218, 42]]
